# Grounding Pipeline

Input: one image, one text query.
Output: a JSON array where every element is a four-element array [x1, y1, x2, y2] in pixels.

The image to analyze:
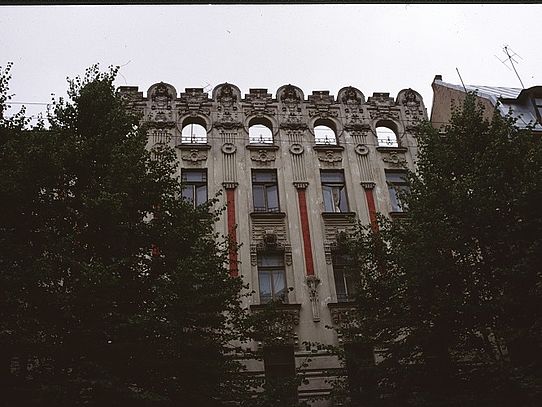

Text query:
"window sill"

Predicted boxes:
[[176, 143, 212, 150], [327, 302, 356, 310], [250, 303, 302, 312], [250, 211, 286, 219], [313, 144, 344, 152], [376, 146, 407, 153], [246, 143, 280, 151], [321, 212, 356, 219], [389, 211, 408, 219]]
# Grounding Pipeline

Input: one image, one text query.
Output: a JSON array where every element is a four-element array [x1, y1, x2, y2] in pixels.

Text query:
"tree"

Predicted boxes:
[[338, 94, 542, 406], [0, 63, 247, 406]]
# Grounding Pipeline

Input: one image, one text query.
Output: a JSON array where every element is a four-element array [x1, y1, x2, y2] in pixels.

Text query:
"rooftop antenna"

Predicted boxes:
[[202, 82, 212, 93], [456, 67, 467, 92], [495, 45, 525, 88]]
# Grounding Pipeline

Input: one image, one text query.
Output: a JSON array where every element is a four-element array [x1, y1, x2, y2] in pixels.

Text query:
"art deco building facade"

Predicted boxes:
[[118, 82, 427, 405]]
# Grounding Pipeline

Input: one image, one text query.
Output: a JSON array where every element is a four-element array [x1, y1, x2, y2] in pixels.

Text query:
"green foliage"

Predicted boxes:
[[339, 94, 542, 406], [0, 64, 247, 406]]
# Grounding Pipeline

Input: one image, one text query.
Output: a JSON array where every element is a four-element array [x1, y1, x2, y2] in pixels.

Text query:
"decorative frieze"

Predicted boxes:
[[382, 151, 407, 167], [317, 149, 342, 165], [181, 149, 208, 163], [250, 149, 276, 164]]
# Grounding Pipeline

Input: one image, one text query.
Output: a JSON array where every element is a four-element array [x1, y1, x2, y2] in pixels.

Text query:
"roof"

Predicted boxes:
[[434, 78, 541, 131]]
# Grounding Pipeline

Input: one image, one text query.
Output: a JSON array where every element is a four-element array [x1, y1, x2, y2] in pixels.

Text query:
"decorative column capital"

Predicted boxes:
[[293, 181, 309, 190], [222, 181, 239, 190], [361, 181, 376, 190]]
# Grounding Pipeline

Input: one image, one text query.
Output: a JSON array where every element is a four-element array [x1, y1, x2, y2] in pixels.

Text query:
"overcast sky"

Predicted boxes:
[[1, 4, 541, 122]]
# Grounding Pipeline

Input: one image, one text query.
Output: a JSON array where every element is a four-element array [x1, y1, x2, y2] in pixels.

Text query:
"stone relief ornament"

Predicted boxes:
[[181, 149, 208, 163], [251, 149, 276, 164], [341, 86, 362, 105], [217, 83, 237, 106], [151, 83, 172, 110], [355, 144, 369, 156], [317, 150, 342, 164], [382, 152, 407, 167], [368, 108, 400, 120], [306, 275, 321, 322], [402, 89, 420, 107], [289, 143, 304, 155], [280, 85, 301, 106], [221, 143, 237, 154]]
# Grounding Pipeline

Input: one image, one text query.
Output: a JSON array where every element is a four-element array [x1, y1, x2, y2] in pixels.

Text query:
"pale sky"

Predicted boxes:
[[1, 4, 541, 123]]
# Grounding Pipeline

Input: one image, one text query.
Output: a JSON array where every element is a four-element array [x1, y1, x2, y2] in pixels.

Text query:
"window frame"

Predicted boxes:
[[252, 170, 280, 213], [332, 252, 356, 303], [181, 169, 208, 207], [257, 252, 287, 304], [320, 170, 349, 213], [385, 170, 409, 212]]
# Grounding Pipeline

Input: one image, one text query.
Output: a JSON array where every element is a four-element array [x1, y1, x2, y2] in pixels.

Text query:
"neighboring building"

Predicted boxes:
[[118, 83, 427, 405], [431, 75, 542, 132]]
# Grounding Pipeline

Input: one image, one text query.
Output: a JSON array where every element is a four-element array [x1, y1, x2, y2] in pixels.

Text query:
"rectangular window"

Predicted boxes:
[[386, 171, 409, 212], [258, 252, 287, 303], [332, 253, 355, 302], [181, 169, 207, 207], [344, 342, 376, 404], [252, 170, 279, 213], [321, 170, 349, 212], [263, 345, 297, 402]]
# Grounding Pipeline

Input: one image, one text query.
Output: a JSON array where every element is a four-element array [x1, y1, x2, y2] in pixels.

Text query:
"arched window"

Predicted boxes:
[[375, 121, 398, 147], [248, 118, 273, 144], [181, 118, 207, 144], [314, 119, 337, 145]]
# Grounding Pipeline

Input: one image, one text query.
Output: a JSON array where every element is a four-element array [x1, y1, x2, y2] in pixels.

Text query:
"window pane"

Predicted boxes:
[[272, 271, 286, 299], [249, 124, 273, 144], [181, 123, 207, 144], [338, 187, 349, 212], [259, 272, 272, 302], [376, 126, 398, 147], [195, 185, 207, 205], [323, 186, 334, 212], [321, 171, 344, 183], [386, 172, 407, 184], [267, 185, 279, 211], [253, 185, 266, 211], [183, 170, 206, 182], [334, 269, 348, 302], [388, 186, 402, 212], [181, 186, 194, 203], [253, 171, 276, 183], [258, 253, 283, 267], [314, 125, 337, 145]]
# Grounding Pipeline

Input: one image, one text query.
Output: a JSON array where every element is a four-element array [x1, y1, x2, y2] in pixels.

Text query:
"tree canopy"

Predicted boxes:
[[0, 63, 248, 406], [339, 93, 542, 406]]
